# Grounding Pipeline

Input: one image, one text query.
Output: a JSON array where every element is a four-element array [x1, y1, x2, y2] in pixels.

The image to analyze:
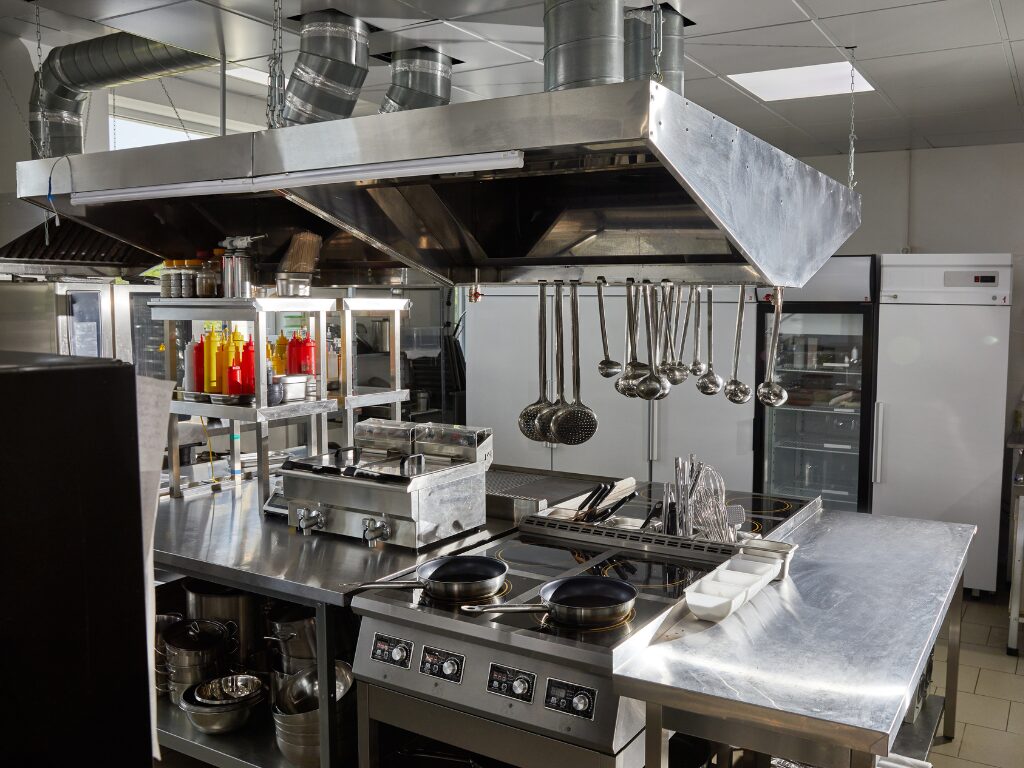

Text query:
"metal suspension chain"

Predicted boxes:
[[847, 47, 858, 190], [34, 1, 50, 158], [266, 0, 285, 128], [111, 88, 117, 149], [82, 92, 91, 146], [159, 78, 192, 140], [650, 1, 664, 83]]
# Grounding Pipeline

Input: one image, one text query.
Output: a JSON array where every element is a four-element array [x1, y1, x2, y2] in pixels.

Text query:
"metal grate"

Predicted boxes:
[[485, 470, 552, 497]]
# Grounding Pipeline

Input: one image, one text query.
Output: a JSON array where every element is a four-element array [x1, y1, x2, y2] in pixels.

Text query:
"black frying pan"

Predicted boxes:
[[350, 556, 508, 601], [461, 575, 637, 628]]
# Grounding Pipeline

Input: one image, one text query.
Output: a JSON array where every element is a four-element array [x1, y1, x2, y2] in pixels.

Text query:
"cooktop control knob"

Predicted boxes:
[[572, 693, 590, 712], [442, 658, 459, 677], [391, 645, 407, 663], [511, 677, 529, 696]]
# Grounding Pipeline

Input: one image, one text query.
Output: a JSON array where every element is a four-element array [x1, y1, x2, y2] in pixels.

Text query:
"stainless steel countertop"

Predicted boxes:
[[613, 510, 974, 756], [153, 479, 517, 606]]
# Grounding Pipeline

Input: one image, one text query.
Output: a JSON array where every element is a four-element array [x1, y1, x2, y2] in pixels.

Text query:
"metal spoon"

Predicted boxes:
[[637, 283, 670, 400], [615, 281, 645, 397], [535, 281, 568, 440], [696, 286, 724, 395], [518, 282, 552, 440], [660, 283, 689, 385], [724, 285, 752, 404], [551, 282, 599, 445], [757, 287, 789, 408], [689, 285, 708, 377], [671, 286, 694, 385], [596, 279, 621, 378]]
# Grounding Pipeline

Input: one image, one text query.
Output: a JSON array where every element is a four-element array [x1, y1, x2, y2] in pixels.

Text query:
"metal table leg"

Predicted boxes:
[[167, 414, 182, 498], [647, 702, 666, 768], [1009, 496, 1024, 655], [358, 682, 379, 768], [945, 573, 964, 738], [316, 602, 337, 768], [850, 751, 876, 768]]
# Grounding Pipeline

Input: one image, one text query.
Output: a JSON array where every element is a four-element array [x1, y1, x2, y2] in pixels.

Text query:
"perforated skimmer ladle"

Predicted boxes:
[[518, 281, 552, 441], [757, 287, 789, 408], [551, 282, 599, 445], [535, 281, 568, 441]]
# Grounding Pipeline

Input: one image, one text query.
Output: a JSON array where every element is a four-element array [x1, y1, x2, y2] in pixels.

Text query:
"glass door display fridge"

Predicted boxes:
[[754, 256, 877, 513]]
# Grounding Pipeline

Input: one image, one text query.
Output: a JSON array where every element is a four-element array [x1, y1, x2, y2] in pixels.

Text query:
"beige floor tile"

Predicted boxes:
[[934, 662, 981, 692], [963, 602, 1010, 629], [1017, 657, 1024, 676], [976, 668, 1024, 703], [960, 643, 1019, 674], [963, 622, 996, 645], [931, 754, 1004, 768], [932, 718, 965, 756], [937, 685, 947, 696], [988, 626, 1008, 648], [1009, 701, 1024, 735], [958, 723, 1024, 767], [937, 643, 949, 662], [950, 691, 1010, 730]]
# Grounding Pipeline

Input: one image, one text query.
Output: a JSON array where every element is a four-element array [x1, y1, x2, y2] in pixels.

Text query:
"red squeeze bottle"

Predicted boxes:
[[193, 337, 205, 392], [300, 334, 316, 375], [227, 365, 243, 395], [241, 336, 255, 394], [287, 332, 301, 375]]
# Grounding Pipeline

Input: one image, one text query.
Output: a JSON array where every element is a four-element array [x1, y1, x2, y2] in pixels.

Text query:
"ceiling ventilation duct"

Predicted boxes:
[[282, 11, 369, 125], [378, 49, 453, 113], [624, 4, 689, 95], [544, 0, 624, 91], [30, 32, 212, 159]]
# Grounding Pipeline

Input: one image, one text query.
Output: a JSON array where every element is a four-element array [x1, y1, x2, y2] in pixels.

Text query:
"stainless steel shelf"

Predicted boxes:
[[150, 297, 336, 321], [774, 440, 859, 456], [772, 404, 860, 415], [337, 387, 410, 409], [170, 398, 338, 422], [157, 698, 290, 768], [892, 694, 945, 761], [776, 367, 862, 375]]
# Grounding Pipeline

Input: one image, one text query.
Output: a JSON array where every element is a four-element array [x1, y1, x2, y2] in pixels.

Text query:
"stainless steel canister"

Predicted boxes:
[[233, 252, 254, 299], [222, 250, 236, 297], [182, 580, 258, 667]]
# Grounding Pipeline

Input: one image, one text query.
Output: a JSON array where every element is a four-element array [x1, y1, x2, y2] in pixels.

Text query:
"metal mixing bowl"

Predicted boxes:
[[194, 674, 263, 705], [278, 661, 353, 715], [275, 735, 320, 767]]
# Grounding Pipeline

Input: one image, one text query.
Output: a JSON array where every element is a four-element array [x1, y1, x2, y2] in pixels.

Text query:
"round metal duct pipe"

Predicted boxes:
[[544, 0, 624, 91], [30, 32, 212, 158], [282, 11, 369, 125], [379, 49, 453, 113], [624, 5, 686, 96]]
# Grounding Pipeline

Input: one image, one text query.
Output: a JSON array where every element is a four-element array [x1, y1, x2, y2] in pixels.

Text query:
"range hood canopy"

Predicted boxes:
[[17, 80, 860, 287]]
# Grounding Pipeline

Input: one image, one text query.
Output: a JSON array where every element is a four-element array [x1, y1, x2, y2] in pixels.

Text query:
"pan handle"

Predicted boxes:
[[346, 580, 422, 592], [460, 603, 548, 615]]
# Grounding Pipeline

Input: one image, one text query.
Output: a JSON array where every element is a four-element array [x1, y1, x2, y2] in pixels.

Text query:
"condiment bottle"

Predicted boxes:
[[183, 339, 195, 392], [300, 333, 316, 376], [193, 336, 205, 392], [204, 329, 223, 393], [226, 365, 243, 395], [241, 336, 255, 394], [274, 332, 289, 374], [287, 332, 301, 375]]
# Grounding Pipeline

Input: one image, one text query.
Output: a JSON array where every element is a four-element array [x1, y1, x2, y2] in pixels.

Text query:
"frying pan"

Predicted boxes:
[[461, 575, 637, 628], [350, 556, 508, 602]]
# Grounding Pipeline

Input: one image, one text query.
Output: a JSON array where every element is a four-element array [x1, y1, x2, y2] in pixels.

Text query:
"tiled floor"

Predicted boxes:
[[929, 591, 1024, 768]]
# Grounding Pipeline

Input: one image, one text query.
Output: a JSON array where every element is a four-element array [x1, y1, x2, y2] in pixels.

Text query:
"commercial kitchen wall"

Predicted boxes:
[[801, 143, 1024, 435]]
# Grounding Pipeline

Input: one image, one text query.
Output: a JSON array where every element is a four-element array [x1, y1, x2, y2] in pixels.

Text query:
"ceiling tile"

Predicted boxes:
[[748, 126, 842, 157], [805, 0, 946, 18], [288, 1, 432, 31], [908, 108, 1024, 133], [1010, 40, 1024, 85], [369, 20, 530, 68], [197, 0, 301, 30], [398, 0, 537, 21], [683, 78, 795, 131], [853, 135, 932, 151], [0, 16, 113, 47], [101, 0, 298, 60], [684, 22, 843, 76], [449, 3, 543, 60], [1002, 0, 1024, 41], [819, 0, 1002, 60], [925, 128, 1024, 146], [452, 60, 543, 86], [681, 0, 807, 38], [768, 91, 899, 123], [34, 1, 187, 21], [802, 116, 914, 143]]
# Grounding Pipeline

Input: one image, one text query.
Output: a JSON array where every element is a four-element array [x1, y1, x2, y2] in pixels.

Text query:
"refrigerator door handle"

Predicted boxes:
[[872, 402, 885, 483]]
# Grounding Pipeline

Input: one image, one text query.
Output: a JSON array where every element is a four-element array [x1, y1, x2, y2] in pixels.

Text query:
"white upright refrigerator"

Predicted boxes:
[[873, 254, 1012, 592]]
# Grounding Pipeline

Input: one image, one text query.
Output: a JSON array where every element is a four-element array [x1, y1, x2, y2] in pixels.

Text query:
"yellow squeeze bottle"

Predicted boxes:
[[204, 328, 223, 393], [273, 331, 289, 375]]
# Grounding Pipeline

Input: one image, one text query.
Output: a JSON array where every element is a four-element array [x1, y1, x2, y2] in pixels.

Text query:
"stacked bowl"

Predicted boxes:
[[273, 662, 353, 767], [179, 674, 266, 735], [265, 605, 317, 705], [154, 612, 183, 696], [161, 619, 230, 705]]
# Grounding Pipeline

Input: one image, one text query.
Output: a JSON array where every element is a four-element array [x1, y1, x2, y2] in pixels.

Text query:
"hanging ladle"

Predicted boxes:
[[535, 281, 568, 440], [636, 283, 670, 401], [518, 281, 552, 440], [551, 282, 599, 444], [658, 282, 689, 385], [689, 285, 708, 377], [724, 285, 752, 404], [615, 281, 645, 398], [696, 286, 724, 395], [596, 279, 621, 378], [756, 287, 789, 408]]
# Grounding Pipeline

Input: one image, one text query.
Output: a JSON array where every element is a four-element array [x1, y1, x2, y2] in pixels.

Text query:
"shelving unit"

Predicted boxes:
[[157, 699, 290, 768], [152, 297, 338, 510]]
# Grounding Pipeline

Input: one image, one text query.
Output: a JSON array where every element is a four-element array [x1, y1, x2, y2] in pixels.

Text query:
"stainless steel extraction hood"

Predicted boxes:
[[17, 80, 860, 287]]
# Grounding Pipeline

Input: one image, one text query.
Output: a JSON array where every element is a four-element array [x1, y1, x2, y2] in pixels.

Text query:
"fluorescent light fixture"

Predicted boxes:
[[68, 150, 525, 205], [727, 62, 873, 102], [226, 66, 269, 85]]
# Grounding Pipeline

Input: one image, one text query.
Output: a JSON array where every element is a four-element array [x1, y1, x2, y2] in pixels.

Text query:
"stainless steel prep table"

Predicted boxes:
[[154, 478, 518, 606], [613, 510, 973, 768]]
